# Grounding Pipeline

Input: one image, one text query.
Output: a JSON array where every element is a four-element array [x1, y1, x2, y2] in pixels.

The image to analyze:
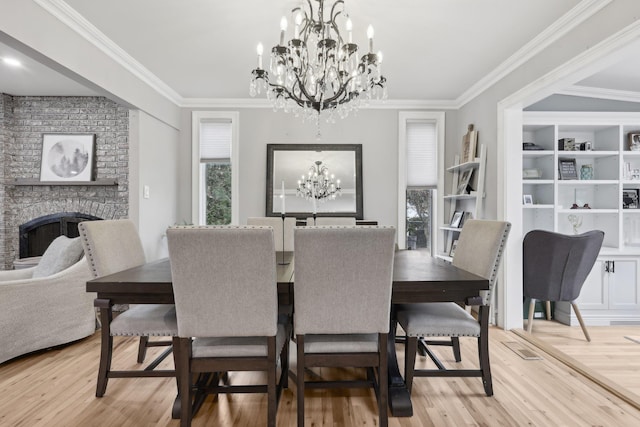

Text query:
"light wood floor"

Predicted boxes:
[[521, 319, 640, 400], [2, 327, 640, 426]]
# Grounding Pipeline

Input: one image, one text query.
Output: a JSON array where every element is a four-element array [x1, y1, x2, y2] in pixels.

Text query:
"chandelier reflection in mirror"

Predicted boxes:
[[297, 161, 342, 202], [249, 0, 387, 124]]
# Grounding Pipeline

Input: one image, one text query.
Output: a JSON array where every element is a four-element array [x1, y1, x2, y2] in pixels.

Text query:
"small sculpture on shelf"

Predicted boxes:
[[567, 214, 583, 235]]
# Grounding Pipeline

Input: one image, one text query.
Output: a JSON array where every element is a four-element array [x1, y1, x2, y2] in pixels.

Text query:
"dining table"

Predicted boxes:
[[86, 249, 489, 418]]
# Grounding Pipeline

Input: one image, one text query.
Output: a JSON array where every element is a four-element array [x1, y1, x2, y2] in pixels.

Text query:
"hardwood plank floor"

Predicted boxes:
[[1, 327, 640, 426], [520, 320, 640, 399]]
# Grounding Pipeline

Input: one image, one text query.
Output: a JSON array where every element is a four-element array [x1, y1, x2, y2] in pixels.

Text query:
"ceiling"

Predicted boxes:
[[0, 0, 639, 104]]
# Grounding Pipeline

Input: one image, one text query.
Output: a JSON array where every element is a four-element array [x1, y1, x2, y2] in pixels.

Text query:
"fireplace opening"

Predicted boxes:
[[19, 212, 102, 259]]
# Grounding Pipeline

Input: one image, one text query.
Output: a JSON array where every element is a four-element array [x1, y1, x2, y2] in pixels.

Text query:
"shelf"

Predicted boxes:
[[435, 253, 453, 262], [557, 208, 619, 214], [523, 204, 554, 209], [557, 150, 618, 157], [446, 159, 480, 173], [622, 209, 640, 213], [557, 180, 618, 185], [523, 179, 553, 184], [444, 192, 479, 200], [522, 150, 554, 158], [622, 180, 640, 186], [10, 179, 118, 186]]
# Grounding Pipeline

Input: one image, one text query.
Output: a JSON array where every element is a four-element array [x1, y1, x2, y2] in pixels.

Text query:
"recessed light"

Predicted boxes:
[[2, 57, 22, 67]]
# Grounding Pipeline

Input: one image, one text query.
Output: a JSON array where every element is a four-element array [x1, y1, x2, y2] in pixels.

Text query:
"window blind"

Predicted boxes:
[[406, 120, 437, 187], [200, 120, 232, 161]]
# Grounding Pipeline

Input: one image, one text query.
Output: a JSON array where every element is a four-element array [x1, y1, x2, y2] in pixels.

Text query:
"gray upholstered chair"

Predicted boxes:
[[523, 229, 604, 342], [0, 236, 94, 365], [395, 219, 510, 396], [247, 216, 296, 251], [167, 225, 289, 427], [294, 226, 396, 427], [305, 216, 356, 226], [78, 219, 177, 397]]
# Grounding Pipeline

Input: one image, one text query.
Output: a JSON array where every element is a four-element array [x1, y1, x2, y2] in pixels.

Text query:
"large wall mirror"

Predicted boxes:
[[266, 144, 363, 219]]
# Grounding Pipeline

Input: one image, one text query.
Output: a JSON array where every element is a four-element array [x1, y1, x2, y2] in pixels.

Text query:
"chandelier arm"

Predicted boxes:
[[328, 1, 345, 45]]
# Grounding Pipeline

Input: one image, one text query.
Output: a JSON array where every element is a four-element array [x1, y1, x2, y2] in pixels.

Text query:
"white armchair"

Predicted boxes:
[[0, 256, 95, 364]]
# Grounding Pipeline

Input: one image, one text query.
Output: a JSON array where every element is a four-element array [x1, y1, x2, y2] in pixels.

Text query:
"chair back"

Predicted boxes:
[[306, 217, 357, 226], [452, 219, 511, 304], [293, 226, 396, 335], [523, 229, 604, 302], [78, 219, 146, 279], [247, 217, 295, 251], [166, 226, 278, 338]]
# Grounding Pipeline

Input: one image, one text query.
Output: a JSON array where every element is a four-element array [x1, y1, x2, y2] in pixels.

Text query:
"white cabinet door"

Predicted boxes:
[[576, 260, 608, 310], [609, 259, 640, 310]]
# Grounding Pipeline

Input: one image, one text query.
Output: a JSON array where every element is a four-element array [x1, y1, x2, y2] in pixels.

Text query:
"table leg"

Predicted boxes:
[[387, 310, 413, 417]]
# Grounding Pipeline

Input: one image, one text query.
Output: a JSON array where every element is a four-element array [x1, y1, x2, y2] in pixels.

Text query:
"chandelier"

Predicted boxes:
[[249, 0, 387, 123], [296, 161, 341, 201]]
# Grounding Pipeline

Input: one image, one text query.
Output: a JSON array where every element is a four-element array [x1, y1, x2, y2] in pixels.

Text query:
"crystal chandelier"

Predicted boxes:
[[249, 0, 387, 123], [297, 161, 342, 201]]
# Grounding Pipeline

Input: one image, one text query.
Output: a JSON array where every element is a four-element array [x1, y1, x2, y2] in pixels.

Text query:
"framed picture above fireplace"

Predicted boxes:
[[40, 134, 95, 182]]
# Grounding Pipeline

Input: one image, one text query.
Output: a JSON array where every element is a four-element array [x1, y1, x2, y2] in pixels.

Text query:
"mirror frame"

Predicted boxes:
[[266, 143, 363, 219]]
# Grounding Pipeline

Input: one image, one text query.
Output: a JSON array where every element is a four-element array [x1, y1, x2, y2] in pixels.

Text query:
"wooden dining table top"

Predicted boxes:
[[86, 250, 489, 305]]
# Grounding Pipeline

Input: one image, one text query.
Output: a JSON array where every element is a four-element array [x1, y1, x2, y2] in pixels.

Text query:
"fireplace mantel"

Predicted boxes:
[[10, 179, 118, 186]]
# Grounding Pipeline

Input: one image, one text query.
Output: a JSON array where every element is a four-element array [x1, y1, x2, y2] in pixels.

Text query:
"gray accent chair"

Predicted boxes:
[[523, 229, 604, 342], [0, 236, 94, 365], [78, 219, 177, 397], [305, 217, 356, 226], [167, 225, 289, 427], [294, 226, 396, 427], [395, 219, 510, 396]]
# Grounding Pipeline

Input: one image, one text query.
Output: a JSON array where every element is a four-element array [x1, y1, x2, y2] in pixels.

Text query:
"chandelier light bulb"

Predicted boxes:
[[280, 16, 288, 45], [257, 43, 264, 68], [367, 25, 374, 52], [346, 17, 353, 43]]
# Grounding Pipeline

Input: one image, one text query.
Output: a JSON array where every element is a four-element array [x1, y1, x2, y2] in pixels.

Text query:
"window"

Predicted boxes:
[[398, 112, 445, 253], [192, 112, 239, 225]]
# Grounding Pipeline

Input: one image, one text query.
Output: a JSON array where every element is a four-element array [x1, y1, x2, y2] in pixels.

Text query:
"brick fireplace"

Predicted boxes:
[[0, 94, 130, 269]]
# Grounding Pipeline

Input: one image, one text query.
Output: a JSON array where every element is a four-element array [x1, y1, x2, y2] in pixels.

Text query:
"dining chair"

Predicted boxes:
[[395, 219, 510, 396], [79, 219, 177, 397], [247, 216, 296, 251], [294, 226, 396, 427], [305, 217, 356, 226], [167, 225, 289, 427], [523, 229, 604, 342]]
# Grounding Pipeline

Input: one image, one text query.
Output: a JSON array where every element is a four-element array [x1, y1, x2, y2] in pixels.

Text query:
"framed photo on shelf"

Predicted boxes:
[[629, 132, 640, 151], [558, 157, 578, 180], [449, 240, 459, 257], [623, 188, 640, 209], [461, 124, 478, 163], [456, 169, 474, 195], [450, 211, 464, 228], [40, 133, 95, 182], [523, 194, 533, 205]]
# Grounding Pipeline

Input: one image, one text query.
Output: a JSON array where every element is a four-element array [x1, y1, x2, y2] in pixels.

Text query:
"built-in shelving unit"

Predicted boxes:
[[10, 179, 118, 186], [522, 112, 640, 326]]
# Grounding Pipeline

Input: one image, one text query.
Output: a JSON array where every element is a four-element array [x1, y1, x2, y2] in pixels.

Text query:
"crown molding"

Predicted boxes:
[[455, 0, 612, 108], [179, 97, 458, 110], [35, 0, 184, 105], [558, 85, 640, 103]]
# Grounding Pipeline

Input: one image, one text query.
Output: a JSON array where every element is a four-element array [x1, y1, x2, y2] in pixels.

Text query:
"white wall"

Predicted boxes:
[[129, 110, 180, 261], [178, 108, 427, 228], [451, 0, 640, 329]]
